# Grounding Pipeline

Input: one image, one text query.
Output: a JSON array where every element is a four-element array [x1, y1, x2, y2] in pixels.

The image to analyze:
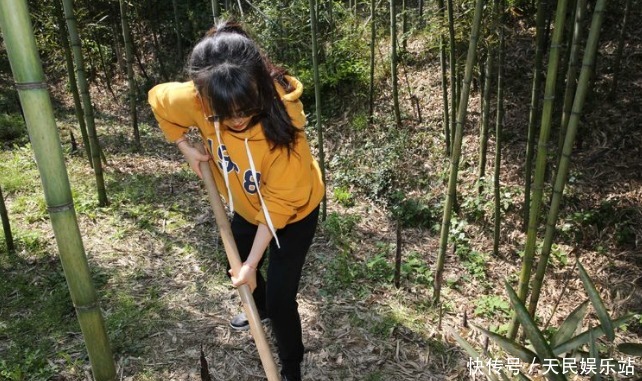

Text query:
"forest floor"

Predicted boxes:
[[1, 9, 642, 381]]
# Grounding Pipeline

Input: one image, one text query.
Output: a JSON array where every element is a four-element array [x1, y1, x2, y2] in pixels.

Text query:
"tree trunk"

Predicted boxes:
[[62, 0, 109, 206], [434, 0, 484, 304], [509, 0, 570, 339], [528, 0, 607, 316], [0, 1, 116, 379], [119, 0, 141, 148]]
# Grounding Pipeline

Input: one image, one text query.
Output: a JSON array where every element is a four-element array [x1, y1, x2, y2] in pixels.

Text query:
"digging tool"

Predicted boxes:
[[197, 144, 281, 381]]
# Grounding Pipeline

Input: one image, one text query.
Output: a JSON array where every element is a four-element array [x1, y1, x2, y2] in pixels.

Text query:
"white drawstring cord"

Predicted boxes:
[[245, 138, 280, 248], [213, 119, 234, 214]]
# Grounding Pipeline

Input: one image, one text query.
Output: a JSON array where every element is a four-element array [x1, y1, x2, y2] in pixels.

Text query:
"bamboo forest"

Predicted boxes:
[[1, 0, 641, 379]]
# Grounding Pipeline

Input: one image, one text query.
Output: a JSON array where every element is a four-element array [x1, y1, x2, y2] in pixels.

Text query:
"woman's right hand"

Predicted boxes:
[[176, 140, 211, 179]]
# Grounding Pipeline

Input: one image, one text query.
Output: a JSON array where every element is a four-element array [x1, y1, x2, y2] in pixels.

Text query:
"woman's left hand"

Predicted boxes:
[[229, 263, 257, 292]]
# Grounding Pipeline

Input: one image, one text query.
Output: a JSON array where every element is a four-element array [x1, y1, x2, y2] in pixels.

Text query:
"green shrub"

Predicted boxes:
[[0, 113, 27, 144]]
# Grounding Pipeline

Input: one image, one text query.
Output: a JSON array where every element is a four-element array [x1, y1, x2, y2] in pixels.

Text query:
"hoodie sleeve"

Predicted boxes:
[[256, 139, 314, 229], [278, 76, 306, 129], [148, 82, 200, 142]]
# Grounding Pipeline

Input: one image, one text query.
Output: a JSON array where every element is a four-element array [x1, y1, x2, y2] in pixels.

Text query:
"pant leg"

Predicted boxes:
[[231, 213, 267, 312], [266, 206, 319, 374]]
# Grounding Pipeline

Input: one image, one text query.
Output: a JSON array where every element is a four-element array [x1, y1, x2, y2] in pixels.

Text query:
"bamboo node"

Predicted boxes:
[[15, 81, 47, 90], [74, 302, 99, 311], [48, 202, 74, 213]]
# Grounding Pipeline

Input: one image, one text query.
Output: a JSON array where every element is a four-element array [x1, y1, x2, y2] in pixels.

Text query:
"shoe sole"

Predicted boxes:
[[230, 318, 270, 331]]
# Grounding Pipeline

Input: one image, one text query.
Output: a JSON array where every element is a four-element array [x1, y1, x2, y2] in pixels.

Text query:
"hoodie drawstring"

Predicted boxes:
[[245, 138, 281, 248], [213, 119, 234, 214]]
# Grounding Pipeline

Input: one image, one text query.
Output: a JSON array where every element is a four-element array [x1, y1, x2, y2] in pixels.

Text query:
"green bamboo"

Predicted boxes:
[[369, 0, 376, 122], [172, 0, 183, 59], [437, 0, 450, 155], [212, 0, 220, 22], [53, 0, 92, 166], [119, 0, 140, 148], [509, 0, 569, 340], [477, 50, 495, 194], [390, 0, 401, 127], [61, 0, 108, 206], [557, 0, 586, 156], [493, 0, 505, 258], [523, 0, 547, 231], [446, 0, 456, 152], [0, 1, 116, 380], [0, 185, 15, 253], [433, 0, 484, 303], [527, 0, 607, 317], [609, 0, 631, 98], [401, 0, 408, 52], [309, 0, 327, 221]]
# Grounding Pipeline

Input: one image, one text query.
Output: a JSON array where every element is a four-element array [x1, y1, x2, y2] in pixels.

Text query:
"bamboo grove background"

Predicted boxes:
[[0, 0, 641, 379]]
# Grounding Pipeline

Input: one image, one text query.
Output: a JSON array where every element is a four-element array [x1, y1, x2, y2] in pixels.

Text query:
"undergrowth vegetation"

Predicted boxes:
[[1, 0, 641, 379]]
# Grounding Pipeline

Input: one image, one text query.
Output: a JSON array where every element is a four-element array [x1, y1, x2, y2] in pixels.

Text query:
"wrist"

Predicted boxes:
[[243, 262, 257, 271], [175, 137, 189, 147]]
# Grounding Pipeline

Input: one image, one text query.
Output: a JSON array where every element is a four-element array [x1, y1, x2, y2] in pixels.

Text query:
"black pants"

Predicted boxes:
[[231, 206, 319, 375]]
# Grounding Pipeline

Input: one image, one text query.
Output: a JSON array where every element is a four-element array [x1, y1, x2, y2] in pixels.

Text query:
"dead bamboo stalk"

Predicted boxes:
[[197, 144, 280, 381]]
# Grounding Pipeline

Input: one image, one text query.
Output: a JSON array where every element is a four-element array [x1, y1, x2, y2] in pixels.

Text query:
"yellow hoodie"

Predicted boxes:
[[148, 76, 325, 237]]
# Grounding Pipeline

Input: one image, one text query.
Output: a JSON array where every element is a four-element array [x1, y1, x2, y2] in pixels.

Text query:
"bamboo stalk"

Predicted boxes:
[[434, 0, 484, 304], [0, 185, 15, 253], [196, 146, 280, 381], [61, 0, 108, 206], [52, 0, 92, 166], [528, 0, 608, 316], [119, 0, 141, 148], [437, 0, 451, 155], [523, 0, 547, 232], [446, 0, 457, 152], [0, 1, 116, 379], [493, 0, 505, 258], [309, 0, 327, 221], [390, 0, 401, 127], [557, 0, 586, 156], [509, 0, 570, 339]]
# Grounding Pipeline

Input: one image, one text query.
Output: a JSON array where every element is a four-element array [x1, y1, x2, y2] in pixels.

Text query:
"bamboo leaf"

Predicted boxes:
[[473, 325, 539, 363], [448, 328, 500, 381], [551, 300, 590, 347], [504, 281, 566, 381], [553, 314, 634, 355], [617, 343, 642, 356], [517, 372, 533, 381], [577, 261, 615, 341], [589, 325, 601, 381]]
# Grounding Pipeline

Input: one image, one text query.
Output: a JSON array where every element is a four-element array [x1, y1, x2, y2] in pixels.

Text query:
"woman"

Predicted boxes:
[[148, 21, 324, 381]]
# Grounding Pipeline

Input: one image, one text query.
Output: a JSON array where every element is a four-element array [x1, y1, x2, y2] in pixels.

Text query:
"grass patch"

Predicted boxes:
[[0, 257, 81, 380]]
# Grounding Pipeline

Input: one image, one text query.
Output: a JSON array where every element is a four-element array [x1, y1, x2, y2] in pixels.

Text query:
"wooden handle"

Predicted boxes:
[[196, 144, 281, 381]]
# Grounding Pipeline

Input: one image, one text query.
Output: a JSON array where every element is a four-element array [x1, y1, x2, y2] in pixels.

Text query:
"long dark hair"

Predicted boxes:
[[187, 21, 298, 151]]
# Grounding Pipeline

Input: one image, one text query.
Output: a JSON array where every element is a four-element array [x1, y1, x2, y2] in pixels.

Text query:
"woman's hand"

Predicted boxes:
[[176, 139, 211, 178], [229, 263, 258, 292]]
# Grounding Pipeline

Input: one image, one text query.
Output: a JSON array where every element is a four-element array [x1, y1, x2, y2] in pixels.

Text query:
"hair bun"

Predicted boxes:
[[205, 20, 249, 38]]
